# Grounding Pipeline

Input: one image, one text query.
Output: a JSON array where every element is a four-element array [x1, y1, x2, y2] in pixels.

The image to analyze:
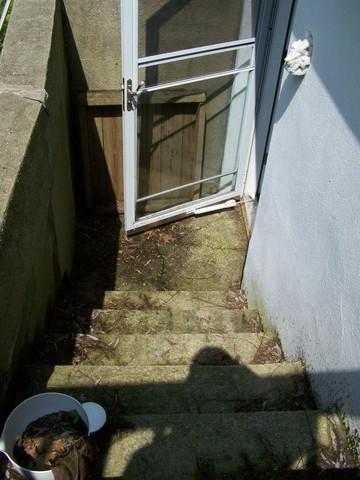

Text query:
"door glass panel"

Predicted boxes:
[[136, 173, 235, 217], [138, 0, 261, 57], [139, 46, 253, 87], [136, 70, 251, 219]]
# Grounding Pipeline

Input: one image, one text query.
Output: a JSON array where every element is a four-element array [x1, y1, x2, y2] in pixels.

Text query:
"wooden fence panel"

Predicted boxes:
[[78, 90, 205, 214]]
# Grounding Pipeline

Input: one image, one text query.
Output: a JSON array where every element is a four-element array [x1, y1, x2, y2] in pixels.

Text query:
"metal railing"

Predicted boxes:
[[0, 0, 13, 51]]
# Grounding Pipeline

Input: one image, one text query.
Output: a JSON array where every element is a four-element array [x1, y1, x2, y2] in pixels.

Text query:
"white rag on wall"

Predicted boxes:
[[284, 36, 313, 76]]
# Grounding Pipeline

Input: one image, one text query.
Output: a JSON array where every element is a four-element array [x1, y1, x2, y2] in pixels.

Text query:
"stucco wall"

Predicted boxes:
[[0, 0, 75, 400], [243, 0, 360, 432]]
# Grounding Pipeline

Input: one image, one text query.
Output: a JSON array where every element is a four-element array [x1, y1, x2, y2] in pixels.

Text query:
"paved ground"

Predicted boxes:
[[68, 208, 248, 293]]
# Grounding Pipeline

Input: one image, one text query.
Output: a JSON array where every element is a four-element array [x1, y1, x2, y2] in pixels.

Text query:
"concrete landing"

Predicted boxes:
[[69, 208, 248, 293]]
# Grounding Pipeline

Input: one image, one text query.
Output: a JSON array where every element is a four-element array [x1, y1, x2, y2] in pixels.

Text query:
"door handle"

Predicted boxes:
[[126, 79, 145, 111]]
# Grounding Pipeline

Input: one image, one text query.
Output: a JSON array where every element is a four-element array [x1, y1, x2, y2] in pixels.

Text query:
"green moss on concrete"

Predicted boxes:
[[100, 411, 337, 477], [34, 332, 283, 367], [70, 209, 248, 294], [76, 289, 247, 311], [54, 308, 262, 335]]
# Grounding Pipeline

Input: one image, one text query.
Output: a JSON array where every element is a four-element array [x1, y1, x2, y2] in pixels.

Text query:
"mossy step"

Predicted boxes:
[[72, 209, 248, 293], [24, 362, 313, 415], [73, 290, 248, 311], [96, 412, 348, 478], [53, 308, 262, 335], [34, 332, 283, 366]]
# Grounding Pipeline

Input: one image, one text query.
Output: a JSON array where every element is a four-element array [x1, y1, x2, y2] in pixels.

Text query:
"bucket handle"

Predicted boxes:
[[0, 447, 13, 469], [81, 402, 106, 434]]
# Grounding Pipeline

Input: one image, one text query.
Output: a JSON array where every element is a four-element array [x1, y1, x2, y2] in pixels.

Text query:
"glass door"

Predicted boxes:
[[121, 0, 271, 233]]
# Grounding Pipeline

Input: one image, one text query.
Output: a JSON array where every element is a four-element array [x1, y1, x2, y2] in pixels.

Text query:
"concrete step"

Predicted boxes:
[[24, 362, 312, 415], [34, 332, 283, 366], [94, 411, 348, 478], [52, 308, 263, 335], [73, 289, 248, 311]]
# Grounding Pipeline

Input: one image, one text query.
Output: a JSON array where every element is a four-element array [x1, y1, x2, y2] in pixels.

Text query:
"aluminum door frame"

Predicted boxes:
[[121, 0, 276, 234]]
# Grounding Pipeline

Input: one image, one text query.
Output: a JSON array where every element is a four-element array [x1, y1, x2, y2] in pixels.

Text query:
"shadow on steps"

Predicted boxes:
[[16, 348, 358, 479], [4, 211, 359, 477]]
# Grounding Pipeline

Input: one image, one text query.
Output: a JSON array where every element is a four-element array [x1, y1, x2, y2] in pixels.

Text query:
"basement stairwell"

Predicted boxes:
[[16, 209, 355, 478]]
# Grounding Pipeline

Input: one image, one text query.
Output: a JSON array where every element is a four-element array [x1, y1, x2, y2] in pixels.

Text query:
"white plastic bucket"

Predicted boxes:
[[0, 392, 106, 480]]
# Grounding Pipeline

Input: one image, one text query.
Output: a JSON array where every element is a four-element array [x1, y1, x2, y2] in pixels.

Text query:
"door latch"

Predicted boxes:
[[126, 79, 145, 111]]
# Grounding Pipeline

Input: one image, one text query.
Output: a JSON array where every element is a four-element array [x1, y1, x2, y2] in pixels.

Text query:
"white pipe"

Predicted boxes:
[[0, 0, 12, 34]]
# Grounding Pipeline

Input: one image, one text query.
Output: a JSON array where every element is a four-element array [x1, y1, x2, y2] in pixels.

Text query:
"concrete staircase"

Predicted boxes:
[[21, 212, 352, 477]]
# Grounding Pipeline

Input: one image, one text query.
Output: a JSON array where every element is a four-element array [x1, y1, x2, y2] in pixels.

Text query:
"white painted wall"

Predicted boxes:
[[243, 0, 360, 432]]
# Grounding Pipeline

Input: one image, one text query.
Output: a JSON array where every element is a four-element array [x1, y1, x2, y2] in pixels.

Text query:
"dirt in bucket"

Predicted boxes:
[[13, 410, 97, 475]]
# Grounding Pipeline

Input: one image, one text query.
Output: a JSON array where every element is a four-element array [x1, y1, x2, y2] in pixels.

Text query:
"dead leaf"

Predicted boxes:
[[143, 230, 158, 239], [158, 233, 175, 243]]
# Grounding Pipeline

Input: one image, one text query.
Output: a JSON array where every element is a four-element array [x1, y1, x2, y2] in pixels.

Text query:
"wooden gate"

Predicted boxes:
[[78, 90, 205, 214]]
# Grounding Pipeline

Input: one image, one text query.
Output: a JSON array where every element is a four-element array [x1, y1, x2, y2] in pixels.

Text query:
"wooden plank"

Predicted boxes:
[[87, 107, 106, 203], [138, 104, 153, 198], [77, 90, 207, 215], [180, 103, 197, 199], [102, 106, 123, 204], [193, 102, 206, 199], [115, 108, 124, 202], [160, 106, 174, 192], [78, 105, 93, 208], [170, 106, 185, 199], [137, 103, 162, 216], [141, 102, 200, 210], [149, 104, 163, 194]]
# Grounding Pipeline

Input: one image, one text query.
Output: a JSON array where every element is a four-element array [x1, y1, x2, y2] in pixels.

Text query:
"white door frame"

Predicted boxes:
[[120, 0, 290, 234], [244, 0, 295, 198]]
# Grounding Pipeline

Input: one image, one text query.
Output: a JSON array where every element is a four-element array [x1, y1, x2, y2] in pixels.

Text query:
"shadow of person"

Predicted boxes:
[[116, 347, 323, 480], [12, 346, 359, 479]]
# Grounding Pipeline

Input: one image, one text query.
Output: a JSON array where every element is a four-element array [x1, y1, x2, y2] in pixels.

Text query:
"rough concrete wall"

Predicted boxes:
[[0, 0, 75, 397], [61, 0, 121, 93], [61, 0, 256, 93], [243, 0, 360, 433]]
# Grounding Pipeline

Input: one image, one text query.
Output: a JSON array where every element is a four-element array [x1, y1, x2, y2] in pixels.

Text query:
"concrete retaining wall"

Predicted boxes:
[[243, 0, 360, 434], [0, 0, 75, 399], [61, 0, 121, 94]]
